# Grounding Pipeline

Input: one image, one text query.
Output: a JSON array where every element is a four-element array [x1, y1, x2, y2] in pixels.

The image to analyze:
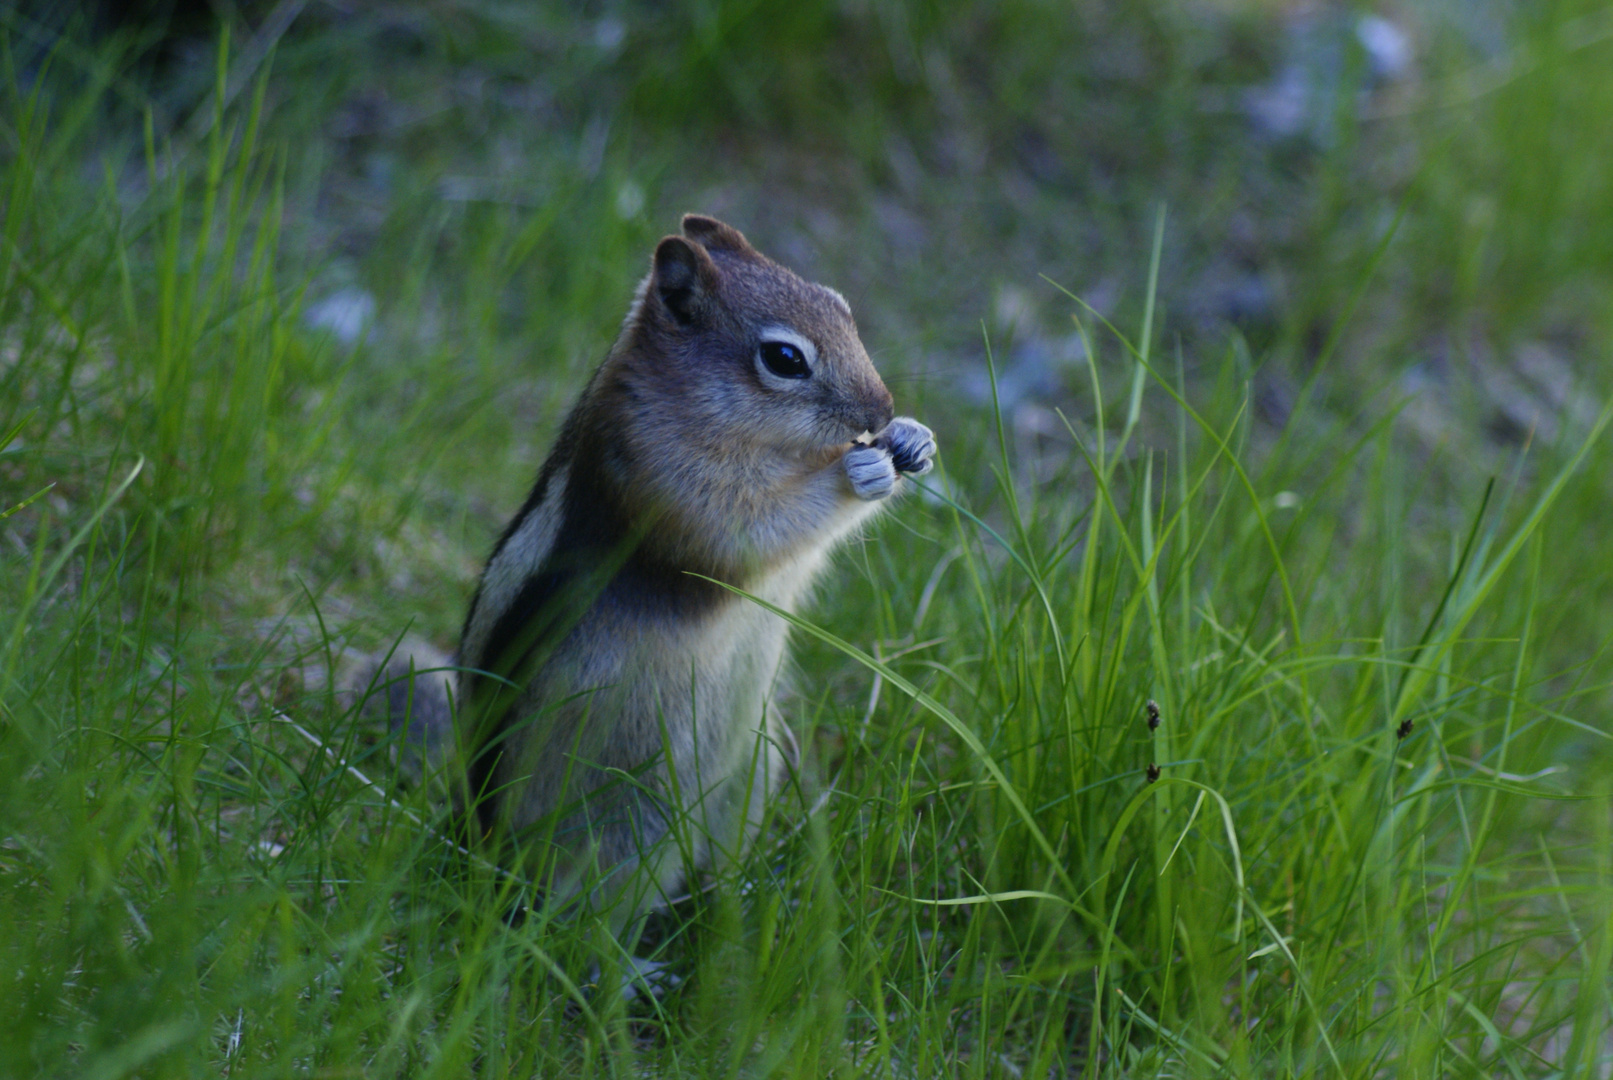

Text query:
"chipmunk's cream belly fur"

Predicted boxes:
[[499, 555, 821, 893]]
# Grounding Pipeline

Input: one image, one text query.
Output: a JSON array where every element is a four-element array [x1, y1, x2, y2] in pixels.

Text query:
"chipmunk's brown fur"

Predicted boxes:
[[453, 215, 935, 918]]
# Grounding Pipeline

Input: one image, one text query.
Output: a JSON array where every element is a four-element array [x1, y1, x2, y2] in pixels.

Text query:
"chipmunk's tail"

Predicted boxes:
[[350, 638, 458, 781]]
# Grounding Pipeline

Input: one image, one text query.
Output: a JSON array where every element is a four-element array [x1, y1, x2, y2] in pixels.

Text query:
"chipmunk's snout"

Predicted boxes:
[[857, 379, 895, 438]]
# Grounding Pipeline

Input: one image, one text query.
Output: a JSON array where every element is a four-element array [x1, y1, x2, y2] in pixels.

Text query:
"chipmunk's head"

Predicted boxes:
[[612, 214, 894, 456]]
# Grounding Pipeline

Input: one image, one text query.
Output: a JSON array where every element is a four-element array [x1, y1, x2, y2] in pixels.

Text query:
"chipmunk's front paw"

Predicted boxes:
[[845, 443, 897, 501], [876, 417, 936, 477]]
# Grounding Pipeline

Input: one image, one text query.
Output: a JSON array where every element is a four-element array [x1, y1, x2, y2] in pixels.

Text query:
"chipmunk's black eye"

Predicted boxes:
[[759, 340, 811, 380]]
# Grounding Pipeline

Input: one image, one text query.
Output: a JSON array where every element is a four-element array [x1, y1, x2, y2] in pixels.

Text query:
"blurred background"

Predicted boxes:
[[14, 1, 1612, 513], [7, 0, 1598, 639], [9, 2, 1611, 619]]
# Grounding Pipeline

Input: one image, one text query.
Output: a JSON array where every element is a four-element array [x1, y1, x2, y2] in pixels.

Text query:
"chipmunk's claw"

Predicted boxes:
[[845, 443, 897, 500], [877, 417, 936, 477]]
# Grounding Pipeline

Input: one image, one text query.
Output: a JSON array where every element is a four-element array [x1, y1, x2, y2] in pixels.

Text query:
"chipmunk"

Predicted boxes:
[[427, 215, 933, 921]]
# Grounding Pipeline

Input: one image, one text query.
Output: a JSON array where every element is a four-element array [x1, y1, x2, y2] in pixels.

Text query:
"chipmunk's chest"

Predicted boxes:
[[580, 552, 823, 738], [606, 571, 796, 690]]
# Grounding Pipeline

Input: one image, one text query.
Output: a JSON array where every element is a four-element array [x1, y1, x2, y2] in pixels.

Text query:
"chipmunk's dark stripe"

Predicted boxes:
[[461, 424, 727, 838], [457, 389, 595, 655], [462, 566, 569, 838]]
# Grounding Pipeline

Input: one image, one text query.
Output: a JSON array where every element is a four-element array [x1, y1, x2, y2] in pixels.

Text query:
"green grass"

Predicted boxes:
[[4, 5, 1613, 1076]]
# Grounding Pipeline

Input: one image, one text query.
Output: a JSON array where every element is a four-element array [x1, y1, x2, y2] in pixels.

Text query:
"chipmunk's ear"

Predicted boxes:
[[681, 214, 755, 255], [653, 236, 721, 326]]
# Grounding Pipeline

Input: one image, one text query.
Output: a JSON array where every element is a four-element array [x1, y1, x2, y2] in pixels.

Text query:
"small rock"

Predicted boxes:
[[1356, 15, 1413, 81], [1244, 12, 1414, 144], [614, 179, 645, 220], [304, 288, 377, 346], [593, 17, 626, 55]]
